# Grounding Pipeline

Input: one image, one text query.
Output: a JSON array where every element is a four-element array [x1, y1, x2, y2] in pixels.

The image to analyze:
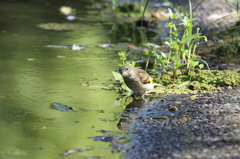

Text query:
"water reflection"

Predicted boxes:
[[109, 22, 157, 44], [0, 1, 125, 159]]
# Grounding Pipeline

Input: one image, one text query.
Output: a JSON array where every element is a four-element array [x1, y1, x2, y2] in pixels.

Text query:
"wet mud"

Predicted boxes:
[[118, 87, 240, 159]]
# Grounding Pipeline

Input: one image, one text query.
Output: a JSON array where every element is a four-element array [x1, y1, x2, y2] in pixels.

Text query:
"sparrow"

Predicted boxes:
[[119, 65, 155, 97]]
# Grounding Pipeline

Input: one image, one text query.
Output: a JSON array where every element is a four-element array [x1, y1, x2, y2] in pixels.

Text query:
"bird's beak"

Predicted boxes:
[[121, 71, 128, 77]]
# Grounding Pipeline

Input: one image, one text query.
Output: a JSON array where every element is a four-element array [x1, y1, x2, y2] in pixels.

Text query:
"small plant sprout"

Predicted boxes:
[[118, 51, 127, 66]]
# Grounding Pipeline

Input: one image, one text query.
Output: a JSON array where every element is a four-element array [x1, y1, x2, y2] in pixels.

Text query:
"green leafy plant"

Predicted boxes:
[[112, 70, 132, 95], [146, 0, 210, 83]]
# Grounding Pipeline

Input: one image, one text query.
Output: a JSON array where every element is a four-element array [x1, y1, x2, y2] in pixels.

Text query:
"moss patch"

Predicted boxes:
[[151, 69, 240, 95]]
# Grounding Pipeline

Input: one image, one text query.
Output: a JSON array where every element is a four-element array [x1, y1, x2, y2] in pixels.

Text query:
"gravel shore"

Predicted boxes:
[[119, 87, 240, 159]]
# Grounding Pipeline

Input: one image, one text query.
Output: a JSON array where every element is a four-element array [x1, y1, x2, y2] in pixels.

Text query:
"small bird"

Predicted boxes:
[[119, 65, 156, 97]]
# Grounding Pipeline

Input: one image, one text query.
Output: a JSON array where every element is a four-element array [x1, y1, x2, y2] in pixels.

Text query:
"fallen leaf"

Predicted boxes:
[[61, 148, 91, 156]]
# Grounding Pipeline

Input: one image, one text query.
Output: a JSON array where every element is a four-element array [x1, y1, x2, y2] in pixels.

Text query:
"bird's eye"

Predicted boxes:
[[126, 68, 128, 70]]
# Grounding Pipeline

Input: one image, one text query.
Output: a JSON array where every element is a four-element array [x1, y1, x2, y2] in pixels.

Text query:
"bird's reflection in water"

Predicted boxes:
[[117, 97, 150, 130], [124, 98, 149, 112]]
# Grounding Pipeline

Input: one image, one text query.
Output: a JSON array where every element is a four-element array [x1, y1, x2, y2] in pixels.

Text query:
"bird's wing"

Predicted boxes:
[[137, 69, 153, 84]]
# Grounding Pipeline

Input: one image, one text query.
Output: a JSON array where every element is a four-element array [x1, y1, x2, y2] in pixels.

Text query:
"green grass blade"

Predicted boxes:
[[200, 14, 239, 33], [193, 0, 205, 11], [141, 0, 150, 27]]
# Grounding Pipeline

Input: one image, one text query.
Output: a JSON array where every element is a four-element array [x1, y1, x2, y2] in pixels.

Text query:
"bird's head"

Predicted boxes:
[[119, 65, 133, 77]]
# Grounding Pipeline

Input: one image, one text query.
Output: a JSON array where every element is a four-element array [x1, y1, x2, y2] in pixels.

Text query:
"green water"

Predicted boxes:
[[0, 1, 126, 158]]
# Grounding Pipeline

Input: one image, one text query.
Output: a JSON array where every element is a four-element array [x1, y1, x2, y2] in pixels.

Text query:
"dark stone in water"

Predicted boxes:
[[90, 136, 122, 142], [52, 103, 74, 111]]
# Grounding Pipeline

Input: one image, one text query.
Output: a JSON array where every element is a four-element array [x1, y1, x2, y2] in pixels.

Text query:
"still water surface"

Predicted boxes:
[[0, 0, 128, 158]]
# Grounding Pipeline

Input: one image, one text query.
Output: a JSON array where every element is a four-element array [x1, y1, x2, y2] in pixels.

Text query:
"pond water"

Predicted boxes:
[[0, 0, 138, 158]]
